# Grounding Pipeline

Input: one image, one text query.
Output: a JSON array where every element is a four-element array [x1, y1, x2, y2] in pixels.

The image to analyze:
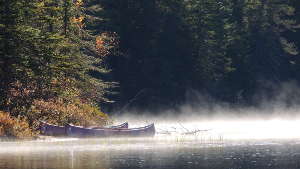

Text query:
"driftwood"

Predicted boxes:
[[156, 122, 211, 135], [178, 122, 211, 135], [182, 129, 210, 135]]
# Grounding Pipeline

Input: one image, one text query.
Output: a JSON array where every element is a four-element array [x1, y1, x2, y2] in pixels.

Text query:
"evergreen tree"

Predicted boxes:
[[0, 0, 111, 126]]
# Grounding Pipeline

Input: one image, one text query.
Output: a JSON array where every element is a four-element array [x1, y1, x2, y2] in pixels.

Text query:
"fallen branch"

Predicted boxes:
[[182, 129, 211, 135]]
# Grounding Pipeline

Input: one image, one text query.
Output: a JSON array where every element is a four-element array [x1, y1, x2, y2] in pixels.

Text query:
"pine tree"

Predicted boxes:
[[0, 0, 111, 124]]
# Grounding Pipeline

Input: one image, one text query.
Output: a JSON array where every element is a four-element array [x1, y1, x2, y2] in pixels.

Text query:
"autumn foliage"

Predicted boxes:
[[0, 0, 115, 139], [28, 98, 109, 127], [71, 16, 85, 28], [96, 32, 119, 56], [0, 112, 34, 139]]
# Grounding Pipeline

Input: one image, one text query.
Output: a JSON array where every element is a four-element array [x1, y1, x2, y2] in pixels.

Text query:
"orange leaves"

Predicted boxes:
[[95, 32, 119, 56], [72, 1, 84, 28], [72, 16, 84, 23], [71, 16, 85, 29], [0, 111, 33, 138], [96, 36, 105, 49]]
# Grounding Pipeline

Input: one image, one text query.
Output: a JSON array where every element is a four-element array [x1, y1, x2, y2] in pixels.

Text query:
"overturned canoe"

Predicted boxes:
[[40, 121, 129, 136], [66, 123, 155, 137], [40, 121, 66, 136]]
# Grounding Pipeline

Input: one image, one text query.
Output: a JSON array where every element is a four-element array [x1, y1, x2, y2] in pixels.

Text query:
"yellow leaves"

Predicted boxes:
[[36, 1, 45, 8], [0, 126, 3, 136], [71, 1, 85, 29], [0, 111, 33, 138], [75, 0, 83, 7], [72, 16, 84, 23], [71, 16, 85, 29]]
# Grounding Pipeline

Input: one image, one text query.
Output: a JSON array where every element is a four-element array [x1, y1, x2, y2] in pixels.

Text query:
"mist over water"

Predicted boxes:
[[2, 112, 300, 169], [2, 113, 300, 169], [3, 85, 300, 169], [113, 105, 300, 141], [107, 81, 300, 140]]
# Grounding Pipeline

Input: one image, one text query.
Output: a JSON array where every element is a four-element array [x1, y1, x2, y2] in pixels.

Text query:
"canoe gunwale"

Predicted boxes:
[[66, 123, 155, 137], [67, 123, 154, 131], [90, 122, 128, 129], [39, 121, 131, 136]]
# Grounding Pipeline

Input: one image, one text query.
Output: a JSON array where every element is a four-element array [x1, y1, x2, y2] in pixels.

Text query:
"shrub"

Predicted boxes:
[[2, 80, 110, 137], [0, 111, 34, 139], [28, 98, 109, 127]]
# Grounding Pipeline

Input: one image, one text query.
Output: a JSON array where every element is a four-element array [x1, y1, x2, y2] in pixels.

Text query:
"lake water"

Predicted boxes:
[[1, 120, 300, 169], [1, 137, 300, 169]]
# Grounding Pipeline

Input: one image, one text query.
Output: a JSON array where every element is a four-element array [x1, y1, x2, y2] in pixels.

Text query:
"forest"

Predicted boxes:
[[0, 0, 299, 137]]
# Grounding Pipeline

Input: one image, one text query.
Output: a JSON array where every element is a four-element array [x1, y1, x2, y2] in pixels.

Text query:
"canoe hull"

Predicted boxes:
[[40, 121, 129, 136], [40, 122, 66, 136], [66, 124, 155, 138]]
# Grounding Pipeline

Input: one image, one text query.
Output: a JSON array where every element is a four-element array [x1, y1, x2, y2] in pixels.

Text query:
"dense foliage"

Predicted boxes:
[[0, 111, 34, 139], [0, 0, 112, 137], [0, 0, 300, 136], [92, 0, 300, 110]]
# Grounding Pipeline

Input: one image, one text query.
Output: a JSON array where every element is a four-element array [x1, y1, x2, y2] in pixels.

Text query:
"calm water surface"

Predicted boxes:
[[1, 137, 300, 169]]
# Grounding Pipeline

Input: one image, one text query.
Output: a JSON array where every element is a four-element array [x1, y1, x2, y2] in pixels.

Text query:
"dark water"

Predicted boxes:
[[1, 137, 300, 169]]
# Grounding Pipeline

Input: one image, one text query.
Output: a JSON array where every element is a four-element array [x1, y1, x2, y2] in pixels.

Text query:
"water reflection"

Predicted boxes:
[[1, 137, 300, 169], [2, 118, 300, 169]]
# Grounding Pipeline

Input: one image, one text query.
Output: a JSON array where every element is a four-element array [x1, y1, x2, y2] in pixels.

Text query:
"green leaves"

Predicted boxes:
[[0, 0, 112, 123]]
